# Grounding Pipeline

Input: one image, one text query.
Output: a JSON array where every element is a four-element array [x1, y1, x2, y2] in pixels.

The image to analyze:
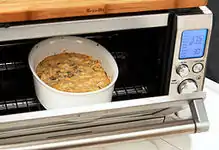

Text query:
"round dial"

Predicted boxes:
[[176, 64, 189, 77], [193, 63, 204, 73], [178, 79, 198, 94]]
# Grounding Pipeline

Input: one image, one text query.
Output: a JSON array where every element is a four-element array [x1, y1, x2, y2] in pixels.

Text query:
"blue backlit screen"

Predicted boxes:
[[179, 29, 208, 59]]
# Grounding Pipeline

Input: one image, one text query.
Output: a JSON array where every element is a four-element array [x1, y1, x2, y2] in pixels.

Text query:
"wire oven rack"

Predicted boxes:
[[0, 44, 152, 116], [0, 85, 150, 115]]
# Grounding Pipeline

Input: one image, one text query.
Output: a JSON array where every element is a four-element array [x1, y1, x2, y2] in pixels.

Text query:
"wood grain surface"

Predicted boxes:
[[0, 0, 208, 23]]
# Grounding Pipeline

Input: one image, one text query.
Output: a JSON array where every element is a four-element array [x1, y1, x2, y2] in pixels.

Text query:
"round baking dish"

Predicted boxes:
[[28, 36, 118, 109]]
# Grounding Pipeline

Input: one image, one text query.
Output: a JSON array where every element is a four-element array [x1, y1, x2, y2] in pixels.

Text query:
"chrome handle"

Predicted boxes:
[[190, 99, 209, 133], [0, 94, 208, 150], [1, 120, 195, 150]]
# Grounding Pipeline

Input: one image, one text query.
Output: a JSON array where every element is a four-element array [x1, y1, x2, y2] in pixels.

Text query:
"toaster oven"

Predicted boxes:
[[0, 6, 212, 150]]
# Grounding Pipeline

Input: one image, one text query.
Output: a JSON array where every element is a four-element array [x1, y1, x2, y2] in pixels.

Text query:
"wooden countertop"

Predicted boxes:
[[0, 0, 207, 23]]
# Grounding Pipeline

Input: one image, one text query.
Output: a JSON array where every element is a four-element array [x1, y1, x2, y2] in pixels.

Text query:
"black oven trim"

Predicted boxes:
[[159, 13, 177, 95]]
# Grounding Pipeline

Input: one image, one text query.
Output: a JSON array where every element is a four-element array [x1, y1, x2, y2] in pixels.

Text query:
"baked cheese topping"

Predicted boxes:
[[36, 52, 110, 93]]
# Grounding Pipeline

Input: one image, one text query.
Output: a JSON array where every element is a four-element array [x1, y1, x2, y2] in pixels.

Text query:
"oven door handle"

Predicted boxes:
[[0, 94, 208, 150]]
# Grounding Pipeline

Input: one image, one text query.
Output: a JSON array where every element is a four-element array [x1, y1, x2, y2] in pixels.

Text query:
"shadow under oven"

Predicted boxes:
[[0, 6, 213, 150]]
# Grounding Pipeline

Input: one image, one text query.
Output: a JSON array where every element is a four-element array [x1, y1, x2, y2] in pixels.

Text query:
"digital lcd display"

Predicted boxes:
[[179, 29, 208, 59]]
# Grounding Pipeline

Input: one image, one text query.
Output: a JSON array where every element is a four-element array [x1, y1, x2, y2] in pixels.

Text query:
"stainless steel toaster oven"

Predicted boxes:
[[0, 6, 212, 150]]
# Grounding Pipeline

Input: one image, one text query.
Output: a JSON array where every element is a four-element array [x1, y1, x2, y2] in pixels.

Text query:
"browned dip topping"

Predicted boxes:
[[36, 52, 110, 93]]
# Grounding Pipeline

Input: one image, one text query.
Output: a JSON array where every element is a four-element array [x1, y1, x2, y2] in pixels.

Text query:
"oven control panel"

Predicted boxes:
[[169, 8, 213, 95], [177, 29, 208, 94], [175, 60, 205, 94]]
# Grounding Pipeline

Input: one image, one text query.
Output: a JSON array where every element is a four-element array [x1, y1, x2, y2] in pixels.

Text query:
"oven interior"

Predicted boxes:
[[0, 26, 171, 116]]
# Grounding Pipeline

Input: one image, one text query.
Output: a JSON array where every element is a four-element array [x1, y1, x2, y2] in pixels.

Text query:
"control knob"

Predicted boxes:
[[176, 64, 189, 77], [193, 63, 204, 73], [178, 79, 198, 94]]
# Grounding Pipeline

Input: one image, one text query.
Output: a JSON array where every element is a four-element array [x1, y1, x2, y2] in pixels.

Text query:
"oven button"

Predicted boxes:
[[176, 64, 189, 77], [178, 79, 198, 94], [193, 63, 204, 73]]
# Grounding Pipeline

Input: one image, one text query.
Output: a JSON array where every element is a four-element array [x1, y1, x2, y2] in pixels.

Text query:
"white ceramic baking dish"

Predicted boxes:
[[28, 36, 118, 109]]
